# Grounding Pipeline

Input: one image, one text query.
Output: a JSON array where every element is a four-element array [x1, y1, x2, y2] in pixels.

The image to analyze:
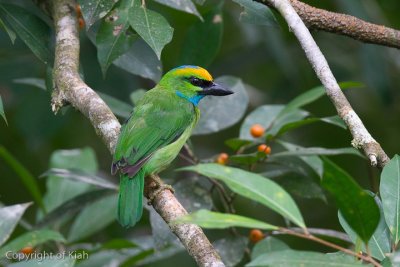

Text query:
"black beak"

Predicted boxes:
[[198, 82, 234, 96]]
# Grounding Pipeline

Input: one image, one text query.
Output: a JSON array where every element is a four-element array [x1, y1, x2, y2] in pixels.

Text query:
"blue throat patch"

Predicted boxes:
[[176, 90, 204, 106]]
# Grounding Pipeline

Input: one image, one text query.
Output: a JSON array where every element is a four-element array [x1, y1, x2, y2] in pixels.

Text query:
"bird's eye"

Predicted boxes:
[[190, 77, 202, 86]]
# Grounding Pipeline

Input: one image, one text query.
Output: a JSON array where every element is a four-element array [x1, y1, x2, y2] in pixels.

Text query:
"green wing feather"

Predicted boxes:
[[113, 88, 195, 169]]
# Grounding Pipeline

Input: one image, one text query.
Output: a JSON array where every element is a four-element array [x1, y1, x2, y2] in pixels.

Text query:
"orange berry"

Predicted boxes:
[[257, 144, 267, 153], [249, 229, 264, 243], [250, 124, 265, 138], [264, 146, 271, 155], [20, 246, 34, 255], [78, 17, 85, 30], [75, 4, 82, 18], [216, 153, 229, 165]]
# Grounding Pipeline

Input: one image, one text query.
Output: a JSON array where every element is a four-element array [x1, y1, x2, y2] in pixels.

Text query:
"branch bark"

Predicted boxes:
[[261, 0, 390, 168], [260, 0, 400, 49], [50, 0, 224, 266]]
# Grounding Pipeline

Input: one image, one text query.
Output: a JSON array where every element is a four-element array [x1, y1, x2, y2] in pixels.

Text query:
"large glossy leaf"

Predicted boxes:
[[232, 0, 277, 26], [322, 158, 380, 243], [178, 5, 222, 67], [0, 17, 16, 43], [0, 203, 31, 246], [380, 154, 400, 244], [0, 95, 6, 125], [78, 0, 117, 28], [338, 195, 391, 260], [97, 92, 132, 119], [0, 146, 44, 211], [41, 168, 118, 189], [8, 257, 75, 267], [240, 105, 284, 140], [174, 209, 277, 230], [128, 1, 173, 59], [267, 108, 309, 137], [0, 4, 51, 63], [180, 164, 305, 227], [96, 0, 138, 76], [68, 193, 118, 242], [251, 237, 289, 260], [247, 250, 362, 267], [154, 0, 201, 19], [271, 147, 363, 158], [193, 76, 249, 135], [43, 148, 98, 212], [37, 189, 114, 228], [213, 236, 247, 267], [114, 40, 162, 82], [0, 230, 65, 258]]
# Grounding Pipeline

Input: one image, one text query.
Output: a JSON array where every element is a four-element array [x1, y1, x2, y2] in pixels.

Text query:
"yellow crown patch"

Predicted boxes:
[[174, 66, 213, 81]]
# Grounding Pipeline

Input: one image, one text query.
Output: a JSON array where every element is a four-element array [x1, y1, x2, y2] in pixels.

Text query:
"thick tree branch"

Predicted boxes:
[[262, 0, 390, 168], [260, 0, 400, 49], [50, 0, 224, 266]]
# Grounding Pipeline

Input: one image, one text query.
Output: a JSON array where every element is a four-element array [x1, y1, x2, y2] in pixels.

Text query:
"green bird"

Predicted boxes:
[[112, 65, 233, 228]]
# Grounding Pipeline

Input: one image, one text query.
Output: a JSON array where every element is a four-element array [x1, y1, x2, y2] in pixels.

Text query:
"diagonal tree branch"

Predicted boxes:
[[50, 0, 224, 266], [260, 0, 390, 168], [259, 0, 400, 49]]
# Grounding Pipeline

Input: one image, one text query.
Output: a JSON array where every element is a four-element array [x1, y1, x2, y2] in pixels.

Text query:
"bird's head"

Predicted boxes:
[[159, 65, 233, 106]]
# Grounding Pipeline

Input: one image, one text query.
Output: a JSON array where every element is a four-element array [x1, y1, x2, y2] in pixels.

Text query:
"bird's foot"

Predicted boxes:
[[147, 184, 175, 205]]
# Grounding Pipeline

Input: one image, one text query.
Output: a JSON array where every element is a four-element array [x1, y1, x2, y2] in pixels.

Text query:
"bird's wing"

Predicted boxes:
[[112, 89, 194, 176]]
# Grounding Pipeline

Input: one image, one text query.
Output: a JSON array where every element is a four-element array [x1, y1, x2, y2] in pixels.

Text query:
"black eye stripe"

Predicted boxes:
[[188, 76, 212, 88]]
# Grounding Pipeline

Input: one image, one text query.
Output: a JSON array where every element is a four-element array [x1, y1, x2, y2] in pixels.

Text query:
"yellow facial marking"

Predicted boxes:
[[175, 67, 213, 81]]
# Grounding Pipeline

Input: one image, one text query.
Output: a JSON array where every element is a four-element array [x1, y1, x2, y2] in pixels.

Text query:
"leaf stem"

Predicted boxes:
[[277, 227, 382, 267]]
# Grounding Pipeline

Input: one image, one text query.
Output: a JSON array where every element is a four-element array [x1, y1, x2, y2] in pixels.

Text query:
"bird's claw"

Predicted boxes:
[[147, 184, 175, 205]]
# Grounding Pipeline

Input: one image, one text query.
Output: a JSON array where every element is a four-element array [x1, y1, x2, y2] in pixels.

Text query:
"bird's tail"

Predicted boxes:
[[117, 169, 144, 228]]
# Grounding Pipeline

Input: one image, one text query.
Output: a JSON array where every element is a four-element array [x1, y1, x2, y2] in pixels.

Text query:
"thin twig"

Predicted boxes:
[[278, 228, 381, 267]]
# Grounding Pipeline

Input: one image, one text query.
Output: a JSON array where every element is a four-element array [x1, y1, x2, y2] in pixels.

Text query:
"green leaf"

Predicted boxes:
[[213, 236, 247, 266], [78, 0, 117, 29], [0, 230, 65, 258], [194, 76, 249, 135], [0, 4, 51, 64], [97, 92, 132, 118], [232, 0, 277, 26], [230, 153, 260, 165], [0, 17, 16, 43], [8, 257, 75, 267], [100, 239, 138, 250], [322, 158, 380, 243], [43, 148, 98, 212], [240, 105, 284, 140], [0, 203, 31, 247], [0, 95, 7, 125], [271, 147, 363, 158], [173, 210, 277, 230], [380, 154, 400, 244], [114, 40, 162, 82], [251, 237, 289, 260], [96, 0, 138, 76], [37, 189, 115, 228], [180, 164, 305, 228], [154, 0, 202, 19], [68, 194, 118, 242], [178, 5, 222, 67], [224, 138, 253, 151], [128, 0, 173, 59], [13, 78, 46, 90], [338, 195, 391, 260], [276, 116, 346, 136], [41, 168, 118, 189], [0, 146, 44, 211], [267, 108, 309, 137], [247, 250, 362, 267]]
